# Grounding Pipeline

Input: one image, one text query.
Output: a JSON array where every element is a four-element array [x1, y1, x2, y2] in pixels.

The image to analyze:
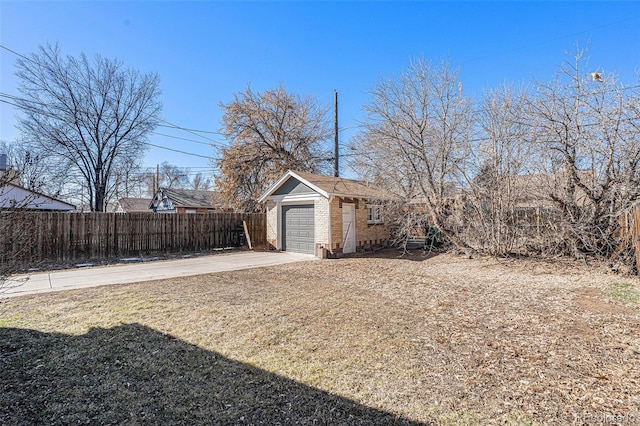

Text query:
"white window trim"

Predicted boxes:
[[367, 205, 384, 224]]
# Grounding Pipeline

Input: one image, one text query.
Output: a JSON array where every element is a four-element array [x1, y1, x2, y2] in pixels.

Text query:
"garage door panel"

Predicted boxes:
[[282, 204, 314, 254]]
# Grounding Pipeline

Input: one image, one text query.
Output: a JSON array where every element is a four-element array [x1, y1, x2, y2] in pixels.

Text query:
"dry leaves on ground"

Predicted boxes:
[[1, 251, 639, 425]]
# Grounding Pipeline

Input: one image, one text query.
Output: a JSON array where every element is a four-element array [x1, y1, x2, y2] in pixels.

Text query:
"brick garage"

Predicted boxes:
[[258, 170, 393, 257]]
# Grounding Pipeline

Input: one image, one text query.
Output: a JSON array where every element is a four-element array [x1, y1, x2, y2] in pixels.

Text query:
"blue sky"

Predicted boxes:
[[1, 1, 639, 177]]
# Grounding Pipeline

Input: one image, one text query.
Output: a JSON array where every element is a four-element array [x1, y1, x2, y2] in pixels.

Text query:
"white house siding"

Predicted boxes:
[[314, 197, 330, 251], [0, 185, 74, 211], [266, 200, 278, 249]]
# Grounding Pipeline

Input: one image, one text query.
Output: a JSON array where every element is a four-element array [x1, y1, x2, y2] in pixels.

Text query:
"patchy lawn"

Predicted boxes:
[[1, 252, 639, 425]]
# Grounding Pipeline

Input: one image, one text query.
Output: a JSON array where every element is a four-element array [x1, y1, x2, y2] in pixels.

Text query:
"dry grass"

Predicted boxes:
[[1, 251, 639, 425]]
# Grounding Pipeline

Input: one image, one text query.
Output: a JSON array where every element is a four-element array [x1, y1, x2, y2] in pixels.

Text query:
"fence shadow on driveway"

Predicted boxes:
[[0, 323, 426, 425]]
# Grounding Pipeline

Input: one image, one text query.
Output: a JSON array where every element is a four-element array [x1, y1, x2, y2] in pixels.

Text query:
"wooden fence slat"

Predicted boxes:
[[4, 211, 266, 266]]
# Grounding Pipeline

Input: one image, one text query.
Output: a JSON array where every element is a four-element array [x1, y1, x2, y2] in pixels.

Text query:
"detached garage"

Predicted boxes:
[[258, 170, 393, 257]]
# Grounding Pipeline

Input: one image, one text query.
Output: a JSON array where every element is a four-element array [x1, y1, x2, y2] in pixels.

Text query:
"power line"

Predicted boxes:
[[5, 88, 639, 156], [144, 142, 218, 160], [0, 44, 30, 61], [0, 44, 229, 149], [0, 93, 222, 158], [4, 41, 640, 166], [167, 165, 218, 170], [157, 121, 226, 136], [1, 92, 219, 160], [0, 92, 226, 156], [151, 132, 216, 146], [1, 90, 228, 149], [97, 169, 219, 179], [156, 119, 229, 146]]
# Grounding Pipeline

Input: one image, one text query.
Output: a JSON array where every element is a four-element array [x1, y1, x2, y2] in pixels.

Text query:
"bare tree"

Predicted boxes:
[[108, 156, 146, 199], [528, 46, 640, 261], [0, 140, 67, 197], [156, 162, 190, 190], [15, 43, 162, 212], [461, 85, 536, 255], [352, 58, 473, 249], [190, 172, 211, 191], [215, 84, 331, 211]]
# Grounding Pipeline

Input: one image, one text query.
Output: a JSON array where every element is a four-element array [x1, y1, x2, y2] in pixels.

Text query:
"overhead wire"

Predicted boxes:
[[4, 33, 640, 171], [4, 86, 639, 163], [144, 142, 218, 160], [151, 131, 216, 147], [0, 44, 228, 157], [0, 92, 221, 160]]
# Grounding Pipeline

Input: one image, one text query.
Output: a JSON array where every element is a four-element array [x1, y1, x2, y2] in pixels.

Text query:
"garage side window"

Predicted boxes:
[[367, 205, 384, 224]]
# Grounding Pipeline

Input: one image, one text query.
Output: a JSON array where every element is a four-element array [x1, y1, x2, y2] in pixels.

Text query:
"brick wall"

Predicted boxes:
[[355, 205, 391, 248], [265, 200, 278, 249], [329, 197, 391, 253], [329, 196, 343, 251], [314, 198, 330, 247]]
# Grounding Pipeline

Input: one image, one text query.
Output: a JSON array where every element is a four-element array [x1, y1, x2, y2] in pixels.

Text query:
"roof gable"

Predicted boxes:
[[272, 177, 315, 196], [258, 170, 394, 202]]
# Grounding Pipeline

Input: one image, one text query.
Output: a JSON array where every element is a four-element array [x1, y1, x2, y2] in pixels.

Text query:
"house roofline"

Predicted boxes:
[[2, 182, 76, 209], [258, 169, 399, 203], [258, 170, 330, 203], [149, 187, 222, 210]]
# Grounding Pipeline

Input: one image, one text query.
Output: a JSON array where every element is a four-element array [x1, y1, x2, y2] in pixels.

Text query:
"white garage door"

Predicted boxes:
[[282, 204, 315, 255]]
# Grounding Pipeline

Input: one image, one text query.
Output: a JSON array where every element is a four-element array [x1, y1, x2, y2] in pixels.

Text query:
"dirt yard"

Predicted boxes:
[[1, 251, 639, 425]]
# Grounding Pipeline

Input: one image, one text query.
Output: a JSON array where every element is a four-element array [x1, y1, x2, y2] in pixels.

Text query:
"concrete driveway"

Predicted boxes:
[[2, 251, 316, 298]]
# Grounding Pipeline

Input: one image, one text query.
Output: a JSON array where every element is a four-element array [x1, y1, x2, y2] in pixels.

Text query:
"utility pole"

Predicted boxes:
[[334, 90, 339, 177], [156, 164, 160, 194]]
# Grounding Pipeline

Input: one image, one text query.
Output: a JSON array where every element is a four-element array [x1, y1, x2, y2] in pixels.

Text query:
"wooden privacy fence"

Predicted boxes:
[[1, 212, 266, 266]]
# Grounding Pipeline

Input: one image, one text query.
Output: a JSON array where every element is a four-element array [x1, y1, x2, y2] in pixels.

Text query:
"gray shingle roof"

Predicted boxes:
[[157, 188, 222, 209], [116, 197, 153, 212], [288, 170, 396, 200]]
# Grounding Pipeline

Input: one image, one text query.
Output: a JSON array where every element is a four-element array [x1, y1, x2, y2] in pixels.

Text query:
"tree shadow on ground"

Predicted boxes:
[[0, 323, 426, 425]]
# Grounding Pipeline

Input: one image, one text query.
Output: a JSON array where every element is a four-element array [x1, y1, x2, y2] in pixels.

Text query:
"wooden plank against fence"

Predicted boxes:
[[243, 220, 253, 250]]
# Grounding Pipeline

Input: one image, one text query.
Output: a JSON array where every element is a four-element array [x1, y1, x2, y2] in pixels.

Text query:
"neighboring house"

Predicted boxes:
[[258, 170, 394, 257], [0, 182, 76, 211], [113, 197, 153, 213], [0, 154, 75, 211], [149, 187, 224, 213]]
